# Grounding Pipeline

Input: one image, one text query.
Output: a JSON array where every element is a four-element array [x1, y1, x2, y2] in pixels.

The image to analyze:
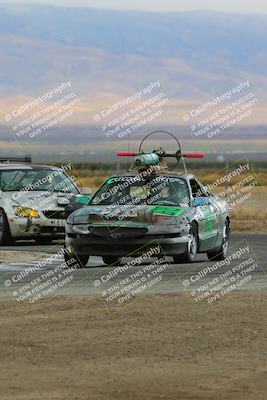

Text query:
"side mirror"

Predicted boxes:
[[192, 196, 211, 207], [75, 194, 91, 206]]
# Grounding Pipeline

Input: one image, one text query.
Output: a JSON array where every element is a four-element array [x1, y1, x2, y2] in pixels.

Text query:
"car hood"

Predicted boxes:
[[5, 190, 76, 211], [69, 204, 189, 226]]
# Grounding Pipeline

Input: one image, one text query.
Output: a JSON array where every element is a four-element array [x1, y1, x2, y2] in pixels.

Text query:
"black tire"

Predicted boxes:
[[103, 256, 120, 265], [35, 238, 53, 245], [64, 251, 90, 268], [173, 223, 198, 263], [0, 209, 14, 246], [207, 220, 230, 261]]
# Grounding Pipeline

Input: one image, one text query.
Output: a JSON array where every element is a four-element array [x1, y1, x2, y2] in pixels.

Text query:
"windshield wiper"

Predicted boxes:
[[51, 189, 73, 194], [92, 202, 113, 205]]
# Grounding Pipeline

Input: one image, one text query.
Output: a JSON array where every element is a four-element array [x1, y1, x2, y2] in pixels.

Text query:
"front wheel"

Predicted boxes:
[[64, 251, 90, 268], [173, 223, 198, 263], [102, 256, 121, 265], [0, 209, 13, 246], [207, 220, 230, 261]]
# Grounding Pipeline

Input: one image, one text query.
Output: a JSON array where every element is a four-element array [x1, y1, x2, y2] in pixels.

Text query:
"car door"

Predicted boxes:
[[189, 178, 218, 251]]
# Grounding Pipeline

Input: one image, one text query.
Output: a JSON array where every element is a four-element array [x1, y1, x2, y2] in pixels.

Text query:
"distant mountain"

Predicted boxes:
[[0, 6, 267, 70], [0, 4, 267, 98]]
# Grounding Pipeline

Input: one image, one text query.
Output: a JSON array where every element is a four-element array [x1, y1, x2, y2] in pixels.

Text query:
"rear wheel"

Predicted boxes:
[[103, 256, 120, 265], [173, 223, 198, 263], [64, 251, 90, 268], [0, 209, 13, 246], [207, 220, 230, 261]]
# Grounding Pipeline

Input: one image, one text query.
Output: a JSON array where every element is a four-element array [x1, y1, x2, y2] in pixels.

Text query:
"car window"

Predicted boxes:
[[91, 176, 190, 206], [189, 178, 207, 198], [0, 169, 79, 193]]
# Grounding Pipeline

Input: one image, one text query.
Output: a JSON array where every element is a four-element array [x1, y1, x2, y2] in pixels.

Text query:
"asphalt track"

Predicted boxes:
[[0, 234, 266, 304]]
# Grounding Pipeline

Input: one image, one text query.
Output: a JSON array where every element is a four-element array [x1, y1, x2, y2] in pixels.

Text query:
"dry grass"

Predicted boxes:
[[77, 170, 267, 188], [80, 175, 108, 188]]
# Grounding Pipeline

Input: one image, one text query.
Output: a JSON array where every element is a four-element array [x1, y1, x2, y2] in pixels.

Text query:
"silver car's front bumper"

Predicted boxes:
[[8, 215, 66, 239]]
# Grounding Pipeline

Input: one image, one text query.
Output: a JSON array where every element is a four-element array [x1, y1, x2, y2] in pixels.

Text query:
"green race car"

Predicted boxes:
[[64, 132, 230, 267], [65, 171, 230, 267]]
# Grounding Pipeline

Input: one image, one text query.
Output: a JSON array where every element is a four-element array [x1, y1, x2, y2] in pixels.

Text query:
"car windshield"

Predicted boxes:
[[91, 176, 190, 206], [0, 168, 79, 193]]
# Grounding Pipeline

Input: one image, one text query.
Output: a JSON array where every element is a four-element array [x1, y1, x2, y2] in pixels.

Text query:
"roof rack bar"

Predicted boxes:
[[0, 156, 32, 164]]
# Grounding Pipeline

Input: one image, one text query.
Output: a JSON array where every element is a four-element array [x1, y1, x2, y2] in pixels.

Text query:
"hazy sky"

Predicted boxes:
[[1, 0, 267, 14]]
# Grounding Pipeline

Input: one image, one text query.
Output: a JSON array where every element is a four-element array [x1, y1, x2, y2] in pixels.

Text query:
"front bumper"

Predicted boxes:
[[8, 215, 66, 239], [65, 225, 190, 257]]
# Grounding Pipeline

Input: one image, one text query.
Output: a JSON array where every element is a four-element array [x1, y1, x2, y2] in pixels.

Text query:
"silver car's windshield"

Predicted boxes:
[[91, 176, 190, 206], [0, 169, 79, 193]]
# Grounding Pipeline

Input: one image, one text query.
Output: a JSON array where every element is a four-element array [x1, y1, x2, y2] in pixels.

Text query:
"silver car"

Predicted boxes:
[[0, 156, 85, 245]]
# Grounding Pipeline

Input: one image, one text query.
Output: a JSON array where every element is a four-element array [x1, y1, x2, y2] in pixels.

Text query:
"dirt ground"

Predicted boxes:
[[0, 251, 45, 264], [0, 292, 267, 400]]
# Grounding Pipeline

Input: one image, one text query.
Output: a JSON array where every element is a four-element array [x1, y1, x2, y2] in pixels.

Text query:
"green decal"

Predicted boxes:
[[107, 178, 116, 184], [203, 208, 215, 233], [149, 206, 187, 217]]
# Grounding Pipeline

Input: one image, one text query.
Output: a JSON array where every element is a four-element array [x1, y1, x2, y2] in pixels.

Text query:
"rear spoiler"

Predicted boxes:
[[0, 156, 32, 164]]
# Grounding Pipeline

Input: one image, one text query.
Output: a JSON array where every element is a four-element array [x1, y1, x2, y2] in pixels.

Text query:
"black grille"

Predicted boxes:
[[40, 226, 65, 234], [43, 210, 67, 220], [91, 226, 148, 239]]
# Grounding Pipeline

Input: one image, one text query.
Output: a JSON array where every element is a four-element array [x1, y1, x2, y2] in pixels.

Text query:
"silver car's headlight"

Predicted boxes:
[[13, 206, 40, 218]]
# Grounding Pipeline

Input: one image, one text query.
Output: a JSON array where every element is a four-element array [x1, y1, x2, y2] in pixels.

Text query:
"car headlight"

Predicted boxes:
[[67, 214, 75, 224], [13, 206, 40, 218], [72, 225, 91, 234], [67, 215, 88, 225]]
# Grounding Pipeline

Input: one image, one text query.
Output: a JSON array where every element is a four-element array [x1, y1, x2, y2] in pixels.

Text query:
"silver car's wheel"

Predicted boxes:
[[221, 223, 229, 257], [188, 228, 198, 261], [207, 220, 230, 261], [0, 209, 13, 246], [173, 223, 198, 263]]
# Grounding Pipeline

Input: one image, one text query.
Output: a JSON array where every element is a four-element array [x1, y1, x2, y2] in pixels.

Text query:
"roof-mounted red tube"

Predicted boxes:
[[182, 153, 204, 158], [117, 151, 205, 158], [117, 152, 139, 157]]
